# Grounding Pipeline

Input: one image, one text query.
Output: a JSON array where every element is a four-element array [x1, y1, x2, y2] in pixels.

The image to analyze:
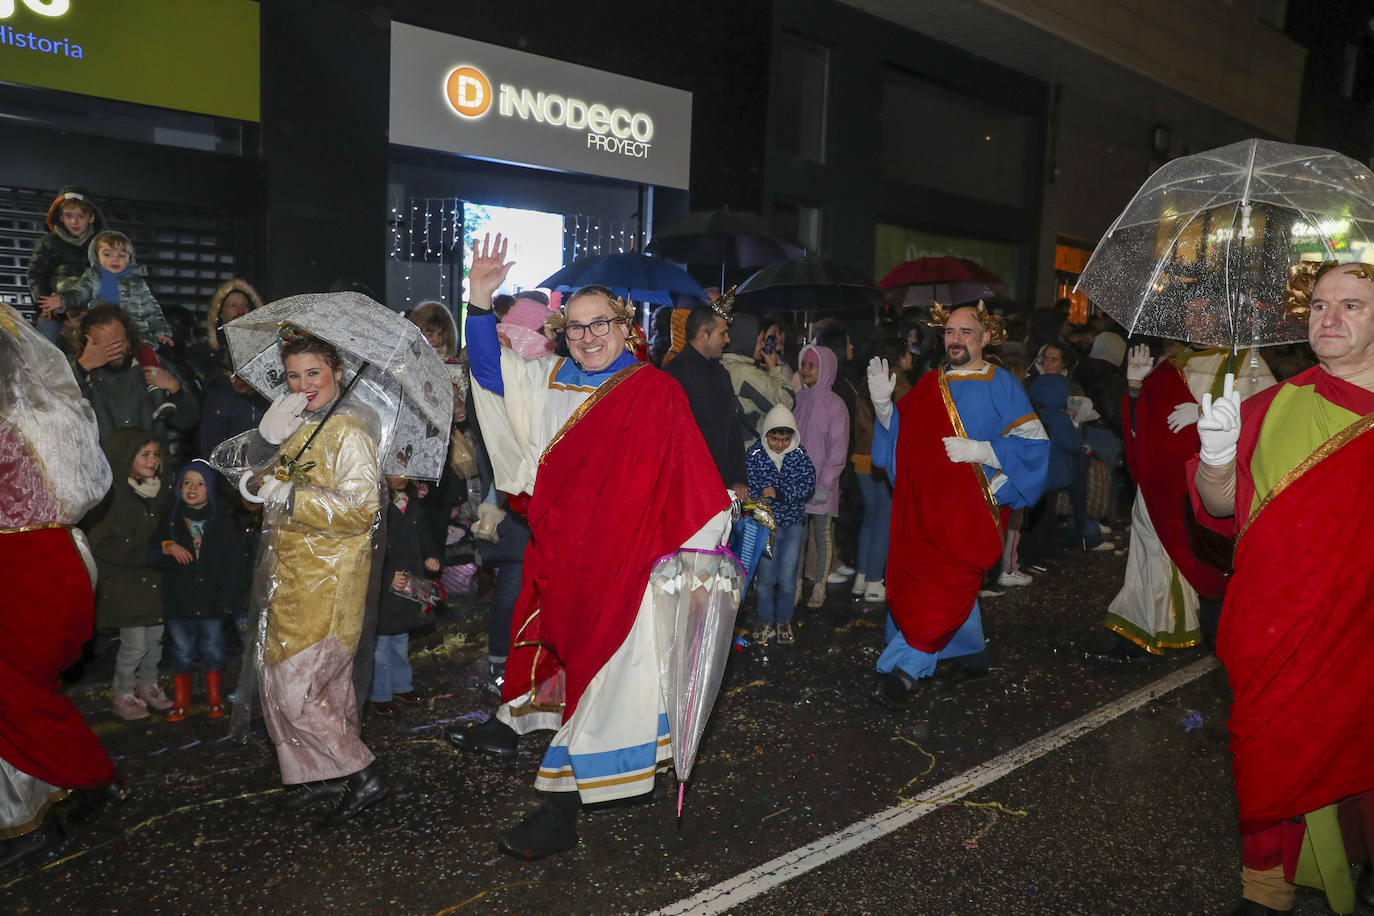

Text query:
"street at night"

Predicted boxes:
[[3, 548, 1304, 915]]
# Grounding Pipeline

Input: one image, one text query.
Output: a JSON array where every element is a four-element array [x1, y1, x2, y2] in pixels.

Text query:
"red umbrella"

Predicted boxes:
[[880, 256, 1005, 307]]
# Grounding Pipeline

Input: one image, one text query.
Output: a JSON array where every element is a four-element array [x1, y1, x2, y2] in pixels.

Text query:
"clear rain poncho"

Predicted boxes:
[[211, 401, 385, 757], [0, 305, 111, 575]]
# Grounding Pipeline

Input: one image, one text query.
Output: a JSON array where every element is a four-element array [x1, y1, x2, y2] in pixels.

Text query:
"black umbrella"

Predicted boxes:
[[646, 209, 806, 287], [734, 256, 883, 312]]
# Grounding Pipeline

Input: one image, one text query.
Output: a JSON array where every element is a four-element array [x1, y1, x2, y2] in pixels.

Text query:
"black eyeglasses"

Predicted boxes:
[[565, 317, 621, 341]]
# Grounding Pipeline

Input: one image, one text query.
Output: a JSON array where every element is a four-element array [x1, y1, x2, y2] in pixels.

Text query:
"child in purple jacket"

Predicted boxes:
[[795, 344, 849, 609]]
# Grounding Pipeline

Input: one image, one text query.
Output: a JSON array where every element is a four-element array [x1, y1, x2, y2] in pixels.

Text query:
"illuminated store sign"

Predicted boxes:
[[0, 0, 259, 121], [390, 24, 691, 189]]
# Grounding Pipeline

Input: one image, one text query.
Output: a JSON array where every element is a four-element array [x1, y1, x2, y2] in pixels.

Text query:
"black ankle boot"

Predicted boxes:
[[319, 764, 387, 828], [446, 715, 518, 758], [497, 792, 580, 860], [1357, 867, 1374, 908], [277, 778, 344, 811], [871, 671, 916, 710], [60, 780, 130, 827], [0, 818, 64, 872]]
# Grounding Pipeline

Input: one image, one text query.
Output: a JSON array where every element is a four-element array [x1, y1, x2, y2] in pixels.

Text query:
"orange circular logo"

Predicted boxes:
[[446, 66, 492, 119]]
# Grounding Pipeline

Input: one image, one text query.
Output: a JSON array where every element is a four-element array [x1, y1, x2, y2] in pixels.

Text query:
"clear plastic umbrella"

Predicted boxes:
[[649, 547, 746, 815], [221, 291, 454, 481], [1075, 139, 1374, 348]]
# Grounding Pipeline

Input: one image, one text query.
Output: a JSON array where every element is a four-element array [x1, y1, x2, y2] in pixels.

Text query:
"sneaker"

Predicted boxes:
[[753, 622, 776, 646], [1098, 524, 1113, 536], [826, 571, 850, 584], [369, 701, 395, 716], [834, 564, 855, 576], [806, 583, 827, 608], [850, 574, 868, 596], [1025, 562, 1050, 576], [776, 623, 795, 645], [977, 586, 1005, 598], [134, 683, 173, 711], [1090, 541, 1116, 552], [863, 580, 886, 602], [998, 570, 1034, 587], [392, 691, 425, 704], [111, 695, 149, 721]]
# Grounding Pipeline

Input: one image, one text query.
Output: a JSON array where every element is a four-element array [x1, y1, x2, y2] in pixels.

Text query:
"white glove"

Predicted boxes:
[[1167, 402, 1201, 432], [943, 437, 1000, 467], [867, 356, 897, 427], [1125, 344, 1153, 383], [257, 476, 294, 508], [1197, 373, 1241, 467], [809, 488, 829, 505], [259, 392, 309, 445], [474, 502, 505, 543]]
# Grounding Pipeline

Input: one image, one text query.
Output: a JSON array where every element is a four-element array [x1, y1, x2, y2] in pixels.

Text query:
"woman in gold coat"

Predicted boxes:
[[242, 331, 386, 828]]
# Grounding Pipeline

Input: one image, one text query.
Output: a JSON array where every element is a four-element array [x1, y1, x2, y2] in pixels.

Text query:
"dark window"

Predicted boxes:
[[771, 34, 829, 162], [880, 68, 1030, 207]]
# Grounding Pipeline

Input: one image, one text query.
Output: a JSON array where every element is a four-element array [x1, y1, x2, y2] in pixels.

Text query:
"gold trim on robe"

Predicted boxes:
[[1237, 412, 1374, 543], [937, 367, 1004, 538]]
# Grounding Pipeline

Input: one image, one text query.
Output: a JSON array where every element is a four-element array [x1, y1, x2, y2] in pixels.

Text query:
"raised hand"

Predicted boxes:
[[1125, 343, 1153, 383], [867, 356, 897, 425], [259, 391, 309, 445], [467, 233, 516, 310], [1196, 372, 1241, 466]]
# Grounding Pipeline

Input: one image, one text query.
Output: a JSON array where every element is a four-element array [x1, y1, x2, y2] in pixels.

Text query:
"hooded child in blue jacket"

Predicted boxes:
[[746, 404, 816, 646]]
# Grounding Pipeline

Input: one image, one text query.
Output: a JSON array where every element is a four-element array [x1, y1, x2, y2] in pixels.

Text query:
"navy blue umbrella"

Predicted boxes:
[[539, 252, 709, 306]]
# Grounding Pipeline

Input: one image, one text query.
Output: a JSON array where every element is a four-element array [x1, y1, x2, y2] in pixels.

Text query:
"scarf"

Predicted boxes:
[[97, 265, 132, 304], [129, 477, 161, 498]]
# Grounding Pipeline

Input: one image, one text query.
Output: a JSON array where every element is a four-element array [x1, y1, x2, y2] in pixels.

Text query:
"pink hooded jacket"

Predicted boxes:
[[793, 344, 849, 517]]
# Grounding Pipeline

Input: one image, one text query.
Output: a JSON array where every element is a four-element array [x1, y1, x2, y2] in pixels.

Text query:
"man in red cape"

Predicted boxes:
[[0, 304, 122, 871], [451, 235, 732, 861], [1191, 262, 1374, 915], [1099, 341, 1274, 659], [868, 303, 1048, 708]]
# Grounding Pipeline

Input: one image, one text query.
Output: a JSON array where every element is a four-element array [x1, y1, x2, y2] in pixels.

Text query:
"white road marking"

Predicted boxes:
[[655, 656, 1220, 915]]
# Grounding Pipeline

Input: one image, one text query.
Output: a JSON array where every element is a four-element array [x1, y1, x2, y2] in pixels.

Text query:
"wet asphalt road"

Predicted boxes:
[[1, 546, 1348, 915]]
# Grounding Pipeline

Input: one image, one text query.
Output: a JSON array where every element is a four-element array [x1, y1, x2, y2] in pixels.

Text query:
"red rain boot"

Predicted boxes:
[[167, 673, 192, 722], [206, 670, 225, 718]]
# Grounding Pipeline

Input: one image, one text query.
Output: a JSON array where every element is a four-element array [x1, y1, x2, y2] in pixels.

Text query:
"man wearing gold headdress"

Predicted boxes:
[[452, 234, 732, 861], [867, 302, 1048, 708], [1192, 261, 1374, 915]]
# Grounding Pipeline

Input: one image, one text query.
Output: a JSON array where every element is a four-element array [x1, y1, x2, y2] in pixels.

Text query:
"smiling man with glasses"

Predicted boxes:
[[452, 234, 734, 862]]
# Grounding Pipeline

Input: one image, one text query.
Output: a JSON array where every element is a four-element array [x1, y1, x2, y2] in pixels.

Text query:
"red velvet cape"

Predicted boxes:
[[500, 364, 729, 720], [0, 526, 116, 790], [887, 371, 1007, 653], [1190, 366, 1374, 833], [1122, 358, 1227, 598]]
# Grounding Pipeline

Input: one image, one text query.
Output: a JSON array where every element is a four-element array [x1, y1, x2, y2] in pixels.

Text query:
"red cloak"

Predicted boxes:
[[1190, 366, 1374, 833], [500, 363, 729, 720], [1122, 358, 1227, 598], [887, 371, 1007, 653], [0, 525, 117, 791]]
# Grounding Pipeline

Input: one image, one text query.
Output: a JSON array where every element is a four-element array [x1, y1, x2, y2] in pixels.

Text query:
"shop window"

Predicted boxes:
[[880, 68, 1030, 207], [771, 33, 829, 163], [0, 185, 254, 333]]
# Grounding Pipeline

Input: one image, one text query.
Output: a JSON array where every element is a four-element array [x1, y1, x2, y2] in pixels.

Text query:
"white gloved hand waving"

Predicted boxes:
[[259, 392, 309, 445], [1196, 373, 1241, 466], [943, 437, 1000, 467], [1125, 344, 1153, 383], [1167, 402, 1201, 432], [867, 356, 897, 427]]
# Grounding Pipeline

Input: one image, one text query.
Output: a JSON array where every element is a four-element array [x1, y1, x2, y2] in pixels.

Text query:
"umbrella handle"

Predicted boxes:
[[239, 471, 266, 505]]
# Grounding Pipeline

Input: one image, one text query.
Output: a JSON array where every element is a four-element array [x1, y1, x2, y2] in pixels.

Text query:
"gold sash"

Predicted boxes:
[[937, 367, 1003, 537]]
